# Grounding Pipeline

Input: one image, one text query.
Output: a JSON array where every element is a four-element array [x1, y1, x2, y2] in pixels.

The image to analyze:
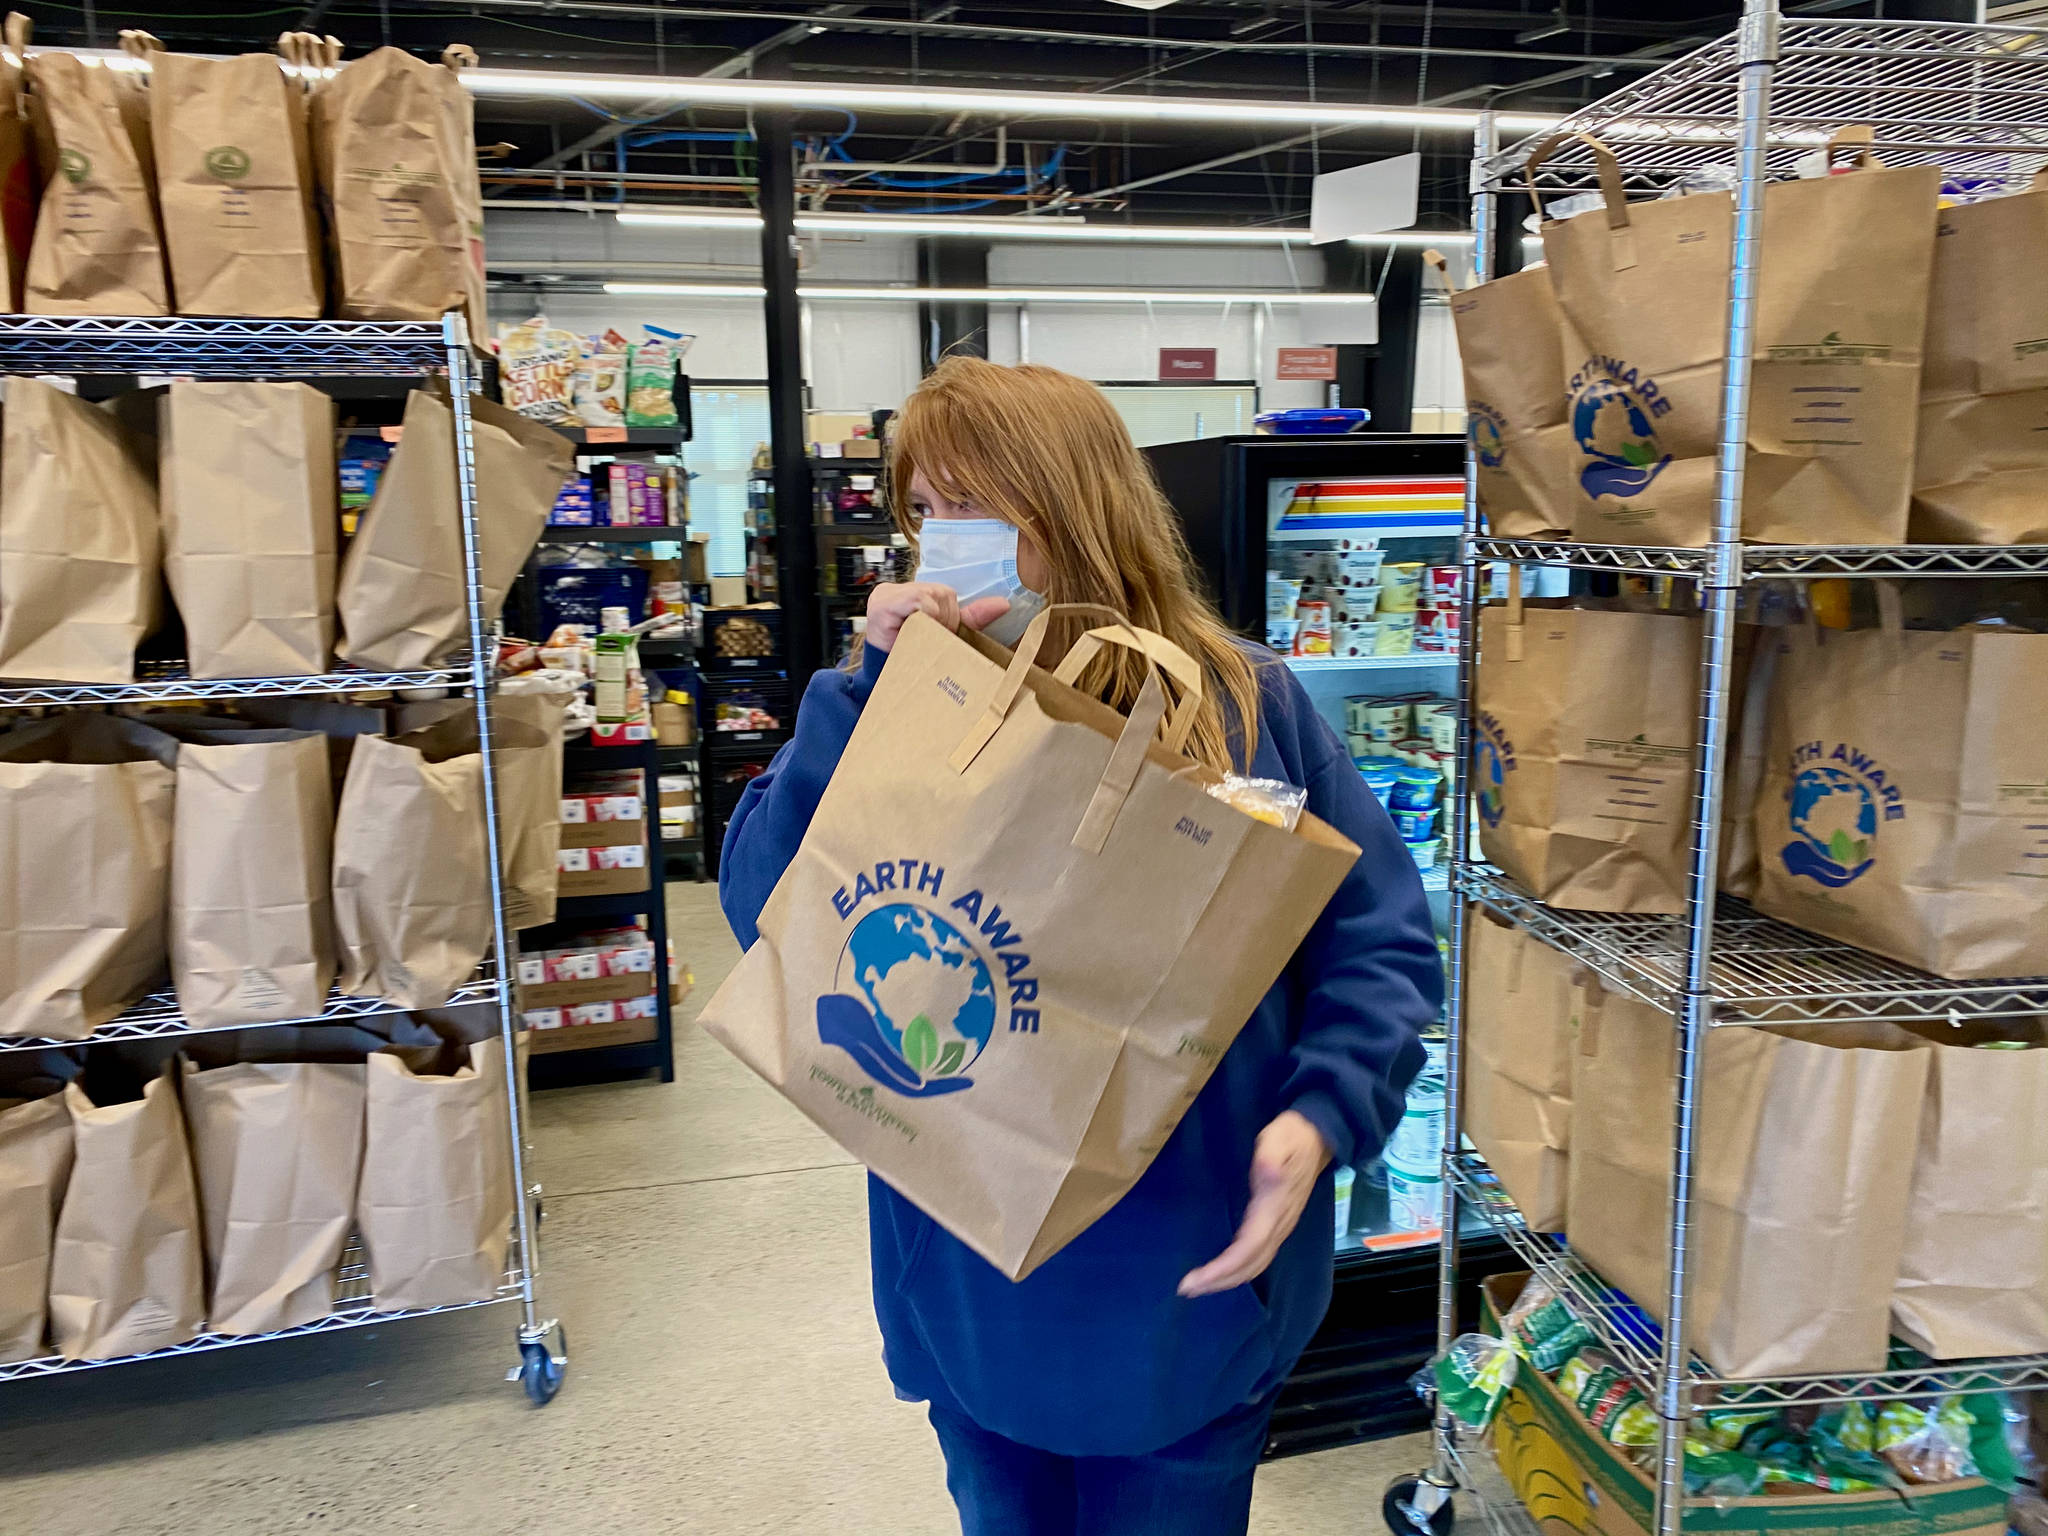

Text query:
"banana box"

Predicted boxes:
[[1479, 1274, 2007, 1536]]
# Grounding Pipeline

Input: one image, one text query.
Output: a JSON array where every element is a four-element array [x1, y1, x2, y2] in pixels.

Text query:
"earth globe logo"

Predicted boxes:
[[1572, 375, 1670, 499], [1475, 733, 1507, 829], [1470, 412, 1507, 471], [815, 903, 998, 1098], [1779, 766, 1879, 888]]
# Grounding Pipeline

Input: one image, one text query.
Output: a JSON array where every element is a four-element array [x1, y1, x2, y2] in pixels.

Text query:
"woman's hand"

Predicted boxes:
[[865, 582, 1011, 653], [1178, 1110, 1332, 1297]]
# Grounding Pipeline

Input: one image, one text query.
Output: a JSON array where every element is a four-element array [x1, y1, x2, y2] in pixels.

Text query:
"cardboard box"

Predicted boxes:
[[686, 534, 711, 584], [1478, 1273, 2007, 1536], [528, 1014, 660, 1055], [709, 575, 748, 608], [518, 970, 657, 1011], [558, 864, 650, 898], [654, 700, 694, 745], [560, 819, 647, 851], [840, 438, 883, 460]]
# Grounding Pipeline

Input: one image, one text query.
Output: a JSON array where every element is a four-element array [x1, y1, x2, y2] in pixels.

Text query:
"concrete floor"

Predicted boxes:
[[0, 882, 1427, 1535]]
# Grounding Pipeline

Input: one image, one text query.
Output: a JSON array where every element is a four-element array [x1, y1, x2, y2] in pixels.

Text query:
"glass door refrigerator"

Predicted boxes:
[[1144, 433, 1515, 1456]]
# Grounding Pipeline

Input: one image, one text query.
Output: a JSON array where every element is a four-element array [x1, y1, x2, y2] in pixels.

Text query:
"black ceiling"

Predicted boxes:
[[21, 2, 1984, 224]]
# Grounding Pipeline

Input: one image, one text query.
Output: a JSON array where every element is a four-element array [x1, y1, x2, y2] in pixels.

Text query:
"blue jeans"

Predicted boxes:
[[928, 1389, 1278, 1536]]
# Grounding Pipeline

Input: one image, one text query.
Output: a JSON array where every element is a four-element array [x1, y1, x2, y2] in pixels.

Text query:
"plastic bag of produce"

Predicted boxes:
[[1462, 909, 1576, 1230], [160, 381, 338, 678], [357, 1033, 513, 1309], [1474, 598, 1700, 913], [0, 714, 177, 1040], [337, 385, 573, 670], [1429, 1332, 1518, 1428], [149, 44, 322, 317], [0, 377, 160, 685], [330, 727, 489, 1008], [1535, 128, 1937, 546], [47, 1063, 205, 1360], [183, 1059, 364, 1335], [0, 1092, 72, 1361]]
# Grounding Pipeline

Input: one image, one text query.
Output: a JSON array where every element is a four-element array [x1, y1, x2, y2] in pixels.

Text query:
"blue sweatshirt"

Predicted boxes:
[[719, 641, 1439, 1458]]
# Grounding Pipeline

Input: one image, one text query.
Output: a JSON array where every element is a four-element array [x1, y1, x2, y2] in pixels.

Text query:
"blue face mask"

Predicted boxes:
[[914, 517, 1046, 648]]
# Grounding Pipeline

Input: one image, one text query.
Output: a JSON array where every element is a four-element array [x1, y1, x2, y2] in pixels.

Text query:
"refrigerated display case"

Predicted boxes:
[[1145, 433, 1516, 1456]]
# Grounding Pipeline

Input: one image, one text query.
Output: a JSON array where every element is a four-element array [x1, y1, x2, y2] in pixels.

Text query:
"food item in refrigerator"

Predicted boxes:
[[1374, 614, 1417, 655], [1334, 621, 1379, 658], [1379, 563, 1425, 613], [1266, 575, 1302, 620], [1294, 599, 1332, 656], [1203, 773, 1307, 831], [1265, 619, 1299, 653]]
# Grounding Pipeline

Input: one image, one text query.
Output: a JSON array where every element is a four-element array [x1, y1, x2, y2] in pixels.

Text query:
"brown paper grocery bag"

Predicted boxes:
[[0, 714, 176, 1039], [161, 381, 337, 679], [1537, 131, 1937, 546], [159, 725, 335, 1029], [21, 46, 168, 314], [150, 50, 321, 318], [358, 1034, 512, 1310], [183, 1059, 364, 1335], [0, 1092, 71, 1361], [1462, 910, 1576, 1231], [1566, 984, 1927, 1378], [1892, 1023, 2048, 1359], [1474, 600, 1700, 913], [1750, 613, 2048, 979], [332, 728, 488, 1008], [700, 607, 1360, 1280], [48, 1065, 205, 1360], [0, 15, 39, 312], [0, 377, 160, 684], [312, 44, 485, 330], [1911, 180, 2048, 543], [337, 387, 574, 669], [1426, 251, 1572, 538]]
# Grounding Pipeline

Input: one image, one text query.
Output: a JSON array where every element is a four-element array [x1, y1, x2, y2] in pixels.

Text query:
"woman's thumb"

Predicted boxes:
[[959, 596, 1012, 632]]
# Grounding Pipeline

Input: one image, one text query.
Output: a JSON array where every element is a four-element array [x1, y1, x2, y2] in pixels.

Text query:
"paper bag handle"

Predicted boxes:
[[441, 43, 479, 73], [4, 13, 30, 58], [1051, 625, 1204, 753], [1421, 247, 1461, 295], [117, 28, 162, 60], [1824, 124, 1878, 171], [1523, 131, 1635, 271]]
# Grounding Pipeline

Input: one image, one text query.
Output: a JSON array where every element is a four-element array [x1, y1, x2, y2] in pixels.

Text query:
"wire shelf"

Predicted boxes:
[[1484, 18, 2048, 195], [1472, 538, 2048, 581], [1461, 866, 2048, 1025], [0, 316, 453, 377], [0, 663, 473, 710], [1441, 1424, 1544, 1536], [0, 1233, 526, 1384], [1470, 538, 1709, 576], [0, 972, 504, 1052]]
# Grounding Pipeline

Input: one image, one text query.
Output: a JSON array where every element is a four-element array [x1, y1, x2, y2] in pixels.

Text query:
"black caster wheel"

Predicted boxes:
[[519, 1331, 567, 1406], [1383, 1476, 1455, 1536]]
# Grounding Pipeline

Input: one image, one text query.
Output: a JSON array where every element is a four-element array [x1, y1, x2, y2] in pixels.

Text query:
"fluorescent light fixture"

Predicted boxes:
[[467, 69, 1561, 135], [610, 208, 1482, 246], [604, 281, 1373, 304]]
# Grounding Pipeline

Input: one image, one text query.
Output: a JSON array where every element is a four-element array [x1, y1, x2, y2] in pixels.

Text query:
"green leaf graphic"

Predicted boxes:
[[1621, 440, 1654, 467], [903, 1013, 939, 1076], [935, 1041, 966, 1077], [1828, 828, 1857, 864]]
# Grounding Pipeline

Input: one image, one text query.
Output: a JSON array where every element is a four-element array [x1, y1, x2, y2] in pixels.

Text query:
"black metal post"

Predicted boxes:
[[917, 238, 990, 369], [756, 110, 820, 677]]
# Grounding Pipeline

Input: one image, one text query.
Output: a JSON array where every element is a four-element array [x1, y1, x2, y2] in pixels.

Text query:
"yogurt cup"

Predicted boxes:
[[1374, 613, 1416, 655], [1265, 618, 1299, 652], [1378, 563, 1425, 613], [1405, 835, 1441, 870], [1334, 621, 1379, 658], [1265, 575, 1302, 620]]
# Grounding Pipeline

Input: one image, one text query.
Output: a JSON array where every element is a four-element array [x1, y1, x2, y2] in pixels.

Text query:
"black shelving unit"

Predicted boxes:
[[537, 525, 686, 544]]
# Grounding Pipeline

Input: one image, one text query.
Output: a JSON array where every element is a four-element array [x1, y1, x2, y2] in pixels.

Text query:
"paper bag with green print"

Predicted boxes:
[[1462, 909, 1577, 1231]]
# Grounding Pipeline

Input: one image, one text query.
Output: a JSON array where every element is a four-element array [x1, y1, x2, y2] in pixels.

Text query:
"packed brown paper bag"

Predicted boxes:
[[358, 1034, 513, 1310], [0, 377, 160, 684], [160, 381, 337, 678], [0, 15, 39, 311], [1462, 910, 1576, 1231], [1426, 251, 1572, 538], [21, 44, 169, 313], [150, 48, 321, 318], [0, 714, 176, 1039], [1911, 178, 2048, 543], [0, 1093, 71, 1361], [48, 1065, 205, 1360], [183, 1059, 364, 1335], [1566, 984, 1927, 1378], [312, 44, 485, 330], [1537, 131, 1937, 546], [1474, 600, 1700, 913], [1750, 610, 2048, 979], [337, 387, 573, 669], [332, 728, 488, 1008], [700, 607, 1359, 1280]]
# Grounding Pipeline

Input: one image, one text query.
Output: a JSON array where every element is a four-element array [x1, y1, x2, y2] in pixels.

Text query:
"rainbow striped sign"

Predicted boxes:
[[1273, 476, 1465, 534]]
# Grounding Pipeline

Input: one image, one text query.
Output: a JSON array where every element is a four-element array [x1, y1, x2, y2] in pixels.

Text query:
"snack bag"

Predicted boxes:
[[497, 317, 578, 425], [625, 326, 685, 427], [574, 331, 628, 427]]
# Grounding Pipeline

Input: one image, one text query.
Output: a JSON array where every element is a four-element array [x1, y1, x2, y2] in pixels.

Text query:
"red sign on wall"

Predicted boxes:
[[1158, 347, 1219, 381], [1276, 345, 1339, 381]]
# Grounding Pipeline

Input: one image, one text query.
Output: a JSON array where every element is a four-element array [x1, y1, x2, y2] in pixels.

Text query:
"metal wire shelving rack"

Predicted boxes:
[[1408, 10, 2048, 1536], [0, 315, 564, 1400]]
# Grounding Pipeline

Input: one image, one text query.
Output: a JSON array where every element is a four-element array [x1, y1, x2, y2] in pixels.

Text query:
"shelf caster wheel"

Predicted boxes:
[[1383, 1476, 1455, 1536], [514, 1324, 568, 1407]]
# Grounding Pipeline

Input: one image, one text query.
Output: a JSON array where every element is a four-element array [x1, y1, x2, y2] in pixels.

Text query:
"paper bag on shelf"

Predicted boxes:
[[0, 377, 161, 685], [698, 607, 1359, 1281], [47, 1064, 205, 1360], [357, 1034, 513, 1310], [1474, 600, 1700, 913], [0, 1093, 72, 1361], [1566, 985, 1927, 1379], [1462, 910, 1577, 1232], [160, 381, 337, 678], [183, 1059, 364, 1335], [1537, 130, 1937, 547], [0, 714, 177, 1040], [331, 729, 488, 1008], [336, 386, 574, 669], [0, 15, 39, 312]]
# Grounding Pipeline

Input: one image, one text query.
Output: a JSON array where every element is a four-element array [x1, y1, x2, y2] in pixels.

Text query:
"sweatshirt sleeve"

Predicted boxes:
[[1277, 698, 1441, 1171], [718, 644, 887, 949]]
